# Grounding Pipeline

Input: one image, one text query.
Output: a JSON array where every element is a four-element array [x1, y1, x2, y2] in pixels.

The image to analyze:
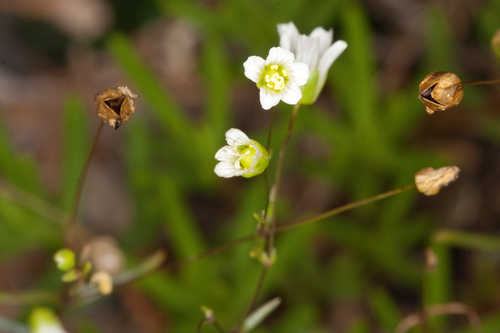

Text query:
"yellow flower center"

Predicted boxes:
[[258, 63, 289, 93], [237, 144, 257, 170]]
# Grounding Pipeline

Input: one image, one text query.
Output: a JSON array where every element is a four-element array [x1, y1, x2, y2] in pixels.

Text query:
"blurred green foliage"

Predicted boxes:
[[1, 0, 500, 332]]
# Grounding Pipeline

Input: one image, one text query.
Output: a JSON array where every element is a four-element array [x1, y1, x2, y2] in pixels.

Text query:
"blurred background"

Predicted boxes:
[[0, 0, 500, 332]]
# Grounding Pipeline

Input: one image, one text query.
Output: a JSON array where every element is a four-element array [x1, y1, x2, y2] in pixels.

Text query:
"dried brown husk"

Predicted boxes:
[[96, 86, 137, 129], [418, 72, 463, 114]]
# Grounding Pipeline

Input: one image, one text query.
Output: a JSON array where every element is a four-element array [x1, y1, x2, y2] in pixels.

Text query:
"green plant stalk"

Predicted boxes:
[[265, 103, 300, 252], [67, 121, 104, 228]]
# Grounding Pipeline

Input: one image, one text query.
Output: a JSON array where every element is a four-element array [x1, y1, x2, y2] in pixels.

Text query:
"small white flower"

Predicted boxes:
[[277, 22, 347, 104], [215, 128, 270, 178], [244, 47, 310, 110]]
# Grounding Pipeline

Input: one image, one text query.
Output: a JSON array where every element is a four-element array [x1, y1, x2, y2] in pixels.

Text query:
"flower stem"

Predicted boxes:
[[265, 103, 300, 251], [461, 78, 500, 87], [276, 184, 415, 233], [67, 121, 104, 228], [114, 250, 167, 285]]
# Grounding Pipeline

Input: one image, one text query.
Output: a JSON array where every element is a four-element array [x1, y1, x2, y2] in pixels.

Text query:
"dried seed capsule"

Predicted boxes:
[[80, 236, 124, 276], [96, 86, 137, 129], [418, 72, 463, 114], [415, 166, 460, 196]]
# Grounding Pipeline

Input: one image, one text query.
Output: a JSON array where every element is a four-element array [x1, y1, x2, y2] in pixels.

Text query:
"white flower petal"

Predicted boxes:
[[259, 89, 281, 110], [309, 27, 333, 54], [295, 35, 320, 69], [243, 56, 265, 83], [277, 22, 299, 51], [317, 40, 347, 82], [215, 146, 237, 162], [266, 47, 294, 65], [290, 62, 310, 87], [281, 85, 302, 105], [215, 162, 240, 178], [225, 128, 250, 146]]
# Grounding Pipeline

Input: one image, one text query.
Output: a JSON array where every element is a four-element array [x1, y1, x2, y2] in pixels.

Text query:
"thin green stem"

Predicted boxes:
[[433, 229, 500, 251], [265, 104, 300, 251], [264, 110, 276, 215], [276, 184, 415, 233], [114, 250, 167, 285], [67, 121, 104, 227], [461, 78, 500, 87]]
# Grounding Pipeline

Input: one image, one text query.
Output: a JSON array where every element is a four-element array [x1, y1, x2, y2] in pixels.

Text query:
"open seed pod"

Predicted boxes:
[[96, 86, 137, 129], [418, 72, 463, 114]]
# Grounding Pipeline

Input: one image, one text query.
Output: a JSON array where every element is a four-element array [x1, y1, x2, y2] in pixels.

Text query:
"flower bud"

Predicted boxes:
[[96, 86, 137, 129], [214, 129, 270, 178], [29, 307, 67, 333], [201, 306, 215, 322], [80, 236, 124, 276], [492, 29, 500, 60], [53, 248, 75, 272], [415, 166, 460, 196], [418, 72, 463, 114], [90, 271, 114, 295]]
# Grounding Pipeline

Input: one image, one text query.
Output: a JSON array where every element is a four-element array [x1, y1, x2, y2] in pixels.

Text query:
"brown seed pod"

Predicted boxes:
[[418, 72, 463, 114], [96, 86, 137, 129], [415, 166, 460, 196]]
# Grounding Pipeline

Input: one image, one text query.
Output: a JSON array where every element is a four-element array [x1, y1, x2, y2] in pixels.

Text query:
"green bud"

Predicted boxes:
[[200, 306, 214, 321], [61, 269, 79, 283], [299, 69, 320, 105], [241, 140, 270, 178], [53, 248, 75, 271]]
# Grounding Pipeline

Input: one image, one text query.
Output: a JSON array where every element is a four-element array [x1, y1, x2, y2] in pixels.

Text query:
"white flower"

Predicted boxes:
[[277, 22, 347, 104], [244, 47, 310, 110], [215, 128, 270, 178]]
